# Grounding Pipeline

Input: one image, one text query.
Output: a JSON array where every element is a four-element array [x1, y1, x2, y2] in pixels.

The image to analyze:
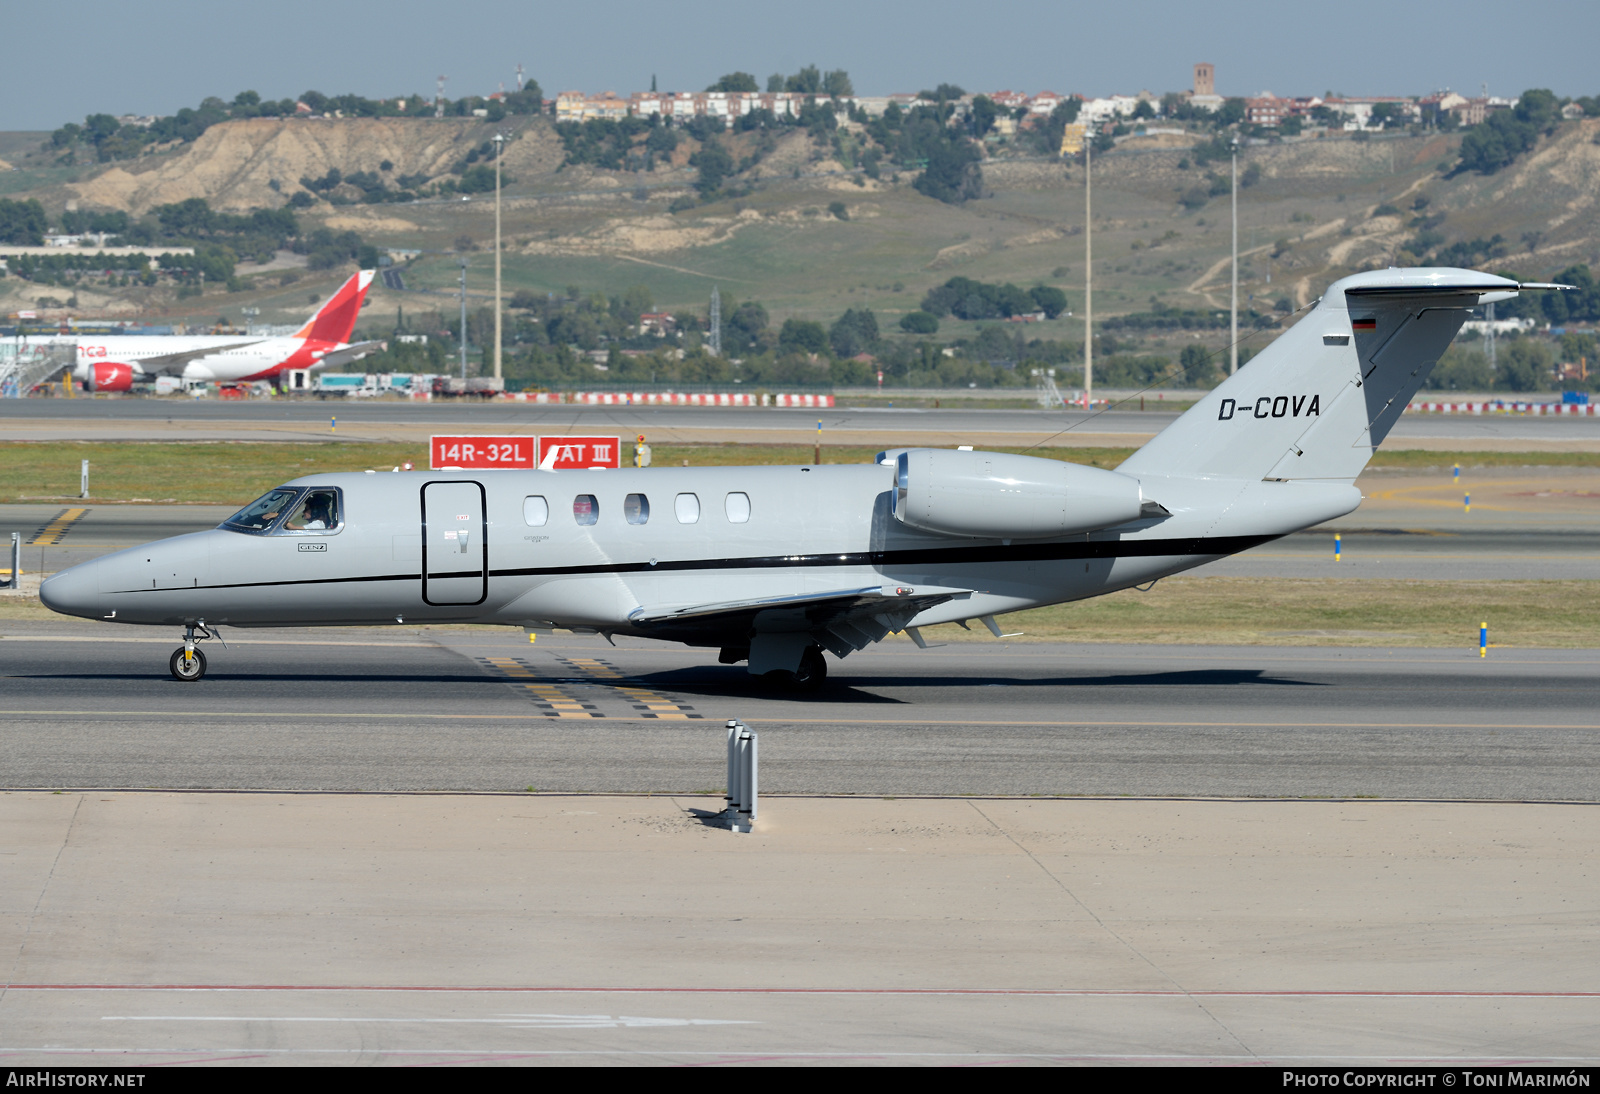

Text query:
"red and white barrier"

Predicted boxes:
[[566, 391, 820, 407], [501, 391, 564, 403], [1407, 401, 1596, 415]]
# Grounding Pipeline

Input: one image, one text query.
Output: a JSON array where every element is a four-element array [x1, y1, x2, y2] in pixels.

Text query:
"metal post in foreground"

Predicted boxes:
[[8, 531, 19, 590], [725, 719, 757, 833], [80, 459, 89, 500]]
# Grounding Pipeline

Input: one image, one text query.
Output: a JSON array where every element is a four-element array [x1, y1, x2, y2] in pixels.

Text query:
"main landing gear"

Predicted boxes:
[[169, 622, 218, 681]]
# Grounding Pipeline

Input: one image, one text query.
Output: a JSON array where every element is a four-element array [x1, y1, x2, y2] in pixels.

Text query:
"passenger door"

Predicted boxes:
[[421, 480, 487, 605]]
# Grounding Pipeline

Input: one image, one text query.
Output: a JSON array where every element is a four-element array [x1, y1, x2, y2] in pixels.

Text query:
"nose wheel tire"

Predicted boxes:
[[169, 647, 207, 681]]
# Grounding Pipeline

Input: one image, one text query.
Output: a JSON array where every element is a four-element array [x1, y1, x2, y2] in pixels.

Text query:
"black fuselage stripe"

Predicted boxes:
[[111, 535, 1279, 595]]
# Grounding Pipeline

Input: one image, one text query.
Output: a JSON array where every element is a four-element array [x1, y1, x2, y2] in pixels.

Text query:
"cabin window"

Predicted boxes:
[[573, 494, 599, 526], [674, 493, 700, 524], [624, 493, 650, 525], [522, 496, 549, 527], [725, 491, 750, 524], [280, 488, 341, 533]]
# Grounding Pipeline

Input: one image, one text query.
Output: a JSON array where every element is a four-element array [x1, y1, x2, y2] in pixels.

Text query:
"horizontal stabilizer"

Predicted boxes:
[[314, 340, 387, 370]]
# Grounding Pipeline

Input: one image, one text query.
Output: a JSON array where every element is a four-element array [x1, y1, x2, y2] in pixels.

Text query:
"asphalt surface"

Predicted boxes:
[[2, 624, 1594, 800], [5, 792, 1593, 1066]]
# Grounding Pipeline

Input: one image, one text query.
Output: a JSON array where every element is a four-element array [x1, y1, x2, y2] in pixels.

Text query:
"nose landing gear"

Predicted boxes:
[[169, 622, 219, 681]]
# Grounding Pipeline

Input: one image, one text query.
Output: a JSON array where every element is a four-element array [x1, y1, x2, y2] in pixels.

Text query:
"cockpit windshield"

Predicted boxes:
[[222, 488, 303, 533]]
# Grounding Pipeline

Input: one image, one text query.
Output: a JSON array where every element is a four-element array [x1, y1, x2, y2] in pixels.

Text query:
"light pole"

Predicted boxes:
[[458, 255, 468, 380], [1230, 135, 1240, 375], [492, 132, 505, 383], [1083, 136, 1092, 408]]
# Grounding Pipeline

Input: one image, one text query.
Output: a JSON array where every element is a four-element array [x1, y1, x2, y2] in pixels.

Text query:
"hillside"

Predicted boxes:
[[2, 117, 1597, 347]]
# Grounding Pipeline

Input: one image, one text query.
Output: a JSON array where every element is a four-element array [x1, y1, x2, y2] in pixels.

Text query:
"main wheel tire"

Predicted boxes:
[[169, 647, 207, 681], [795, 645, 828, 689]]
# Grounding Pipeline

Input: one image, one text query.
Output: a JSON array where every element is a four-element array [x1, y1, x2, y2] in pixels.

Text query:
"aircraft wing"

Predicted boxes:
[[629, 584, 973, 656], [314, 340, 387, 369], [131, 341, 264, 376]]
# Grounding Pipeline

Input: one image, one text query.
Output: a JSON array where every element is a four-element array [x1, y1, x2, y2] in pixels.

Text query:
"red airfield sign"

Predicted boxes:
[[538, 436, 622, 470], [430, 435, 536, 470]]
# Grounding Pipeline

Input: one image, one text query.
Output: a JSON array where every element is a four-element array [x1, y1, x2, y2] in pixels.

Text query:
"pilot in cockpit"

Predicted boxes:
[[286, 492, 336, 531]]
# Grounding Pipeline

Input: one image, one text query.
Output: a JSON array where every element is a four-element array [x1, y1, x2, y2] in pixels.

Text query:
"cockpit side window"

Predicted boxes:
[[221, 487, 303, 534], [280, 488, 343, 534]]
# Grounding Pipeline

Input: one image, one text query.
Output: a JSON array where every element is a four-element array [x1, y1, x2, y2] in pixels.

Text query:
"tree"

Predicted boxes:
[[900, 311, 939, 334], [970, 95, 999, 137], [1213, 98, 1247, 128], [1132, 99, 1155, 121], [690, 138, 734, 197], [728, 301, 770, 351], [778, 318, 828, 355], [1459, 88, 1562, 173], [1029, 285, 1068, 319], [708, 72, 759, 93], [822, 69, 853, 98], [785, 65, 823, 95], [1427, 346, 1493, 391], [1498, 339, 1552, 392], [829, 307, 879, 357], [0, 198, 47, 245], [502, 83, 545, 114], [1179, 343, 1219, 386], [1028, 98, 1082, 155], [766, 73, 785, 93], [921, 130, 979, 204]]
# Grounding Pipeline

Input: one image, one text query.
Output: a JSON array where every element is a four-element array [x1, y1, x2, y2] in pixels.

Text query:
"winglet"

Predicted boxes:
[[294, 270, 375, 344]]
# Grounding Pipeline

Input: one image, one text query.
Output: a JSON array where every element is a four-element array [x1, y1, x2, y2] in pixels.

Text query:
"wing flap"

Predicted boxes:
[[629, 584, 972, 650]]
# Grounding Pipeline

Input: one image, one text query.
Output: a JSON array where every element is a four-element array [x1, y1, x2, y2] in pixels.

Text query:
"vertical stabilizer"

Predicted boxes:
[[1120, 268, 1525, 484], [294, 270, 375, 344]]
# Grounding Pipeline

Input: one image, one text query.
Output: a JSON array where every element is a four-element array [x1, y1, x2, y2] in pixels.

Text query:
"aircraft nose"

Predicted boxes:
[[39, 561, 100, 620]]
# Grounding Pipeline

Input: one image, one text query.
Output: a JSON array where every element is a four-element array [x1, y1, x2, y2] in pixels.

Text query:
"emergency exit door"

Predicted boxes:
[[421, 480, 487, 605]]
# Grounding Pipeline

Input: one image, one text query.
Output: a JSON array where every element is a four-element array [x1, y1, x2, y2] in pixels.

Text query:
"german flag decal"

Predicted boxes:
[[1352, 318, 1377, 331]]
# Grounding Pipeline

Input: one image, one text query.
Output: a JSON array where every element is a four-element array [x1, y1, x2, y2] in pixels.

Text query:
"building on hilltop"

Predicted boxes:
[[1190, 62, 1223, 112]]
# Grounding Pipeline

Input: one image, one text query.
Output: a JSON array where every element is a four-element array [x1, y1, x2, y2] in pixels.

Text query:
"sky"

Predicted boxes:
[[5, 0, 1596, 131]]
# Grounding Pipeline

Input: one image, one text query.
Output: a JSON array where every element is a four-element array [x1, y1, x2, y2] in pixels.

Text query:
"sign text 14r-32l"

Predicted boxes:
[[430, 435, 535, 470]]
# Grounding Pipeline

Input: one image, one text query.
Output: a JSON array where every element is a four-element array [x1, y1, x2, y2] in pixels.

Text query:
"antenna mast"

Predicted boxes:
[[436, 75, 448, 118], [515, 63, 525, 92]]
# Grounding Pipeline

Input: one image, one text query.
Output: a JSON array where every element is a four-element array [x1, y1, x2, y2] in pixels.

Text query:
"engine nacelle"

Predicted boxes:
[[893, 448, 1148, 539], [87, 362, 135, 392]]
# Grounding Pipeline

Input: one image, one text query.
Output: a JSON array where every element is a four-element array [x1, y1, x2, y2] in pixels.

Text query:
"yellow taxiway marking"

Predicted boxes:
[[4, 710, 1597, 731], [28, 508, 89, 546]]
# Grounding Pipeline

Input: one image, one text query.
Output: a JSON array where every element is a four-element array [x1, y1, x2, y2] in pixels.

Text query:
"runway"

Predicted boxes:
[[2, 623, 1595, 800], [9, 398, 1600, 449]]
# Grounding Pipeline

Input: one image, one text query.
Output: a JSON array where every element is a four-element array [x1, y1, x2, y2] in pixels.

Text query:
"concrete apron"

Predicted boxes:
[[0, 793, 1595, 1065]]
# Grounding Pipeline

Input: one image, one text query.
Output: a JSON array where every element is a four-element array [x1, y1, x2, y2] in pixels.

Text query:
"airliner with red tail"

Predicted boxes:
[[63, 270, 381, 391]]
